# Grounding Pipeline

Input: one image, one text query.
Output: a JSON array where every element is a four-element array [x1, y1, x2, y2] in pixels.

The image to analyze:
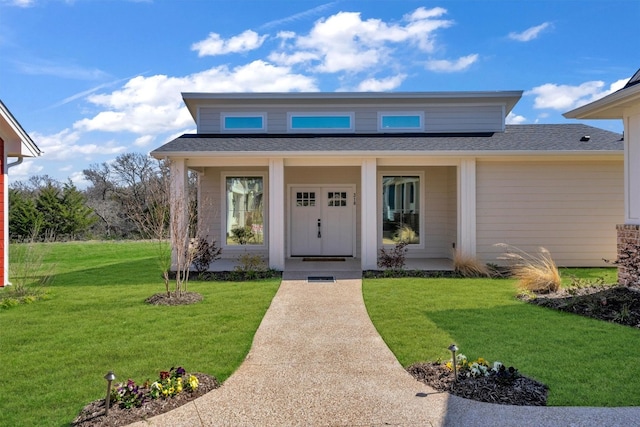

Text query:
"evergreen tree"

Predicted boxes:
[[60, 181, 97, 239], [9, 189, 42, 240]]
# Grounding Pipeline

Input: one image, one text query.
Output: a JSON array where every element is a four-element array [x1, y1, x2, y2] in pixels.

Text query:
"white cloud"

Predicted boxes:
[[74, 61, 317, 135], [425, 54, 478, 72], [506, 112, 527, 124], [7, 158, 43, 180], [191, 30, 267, 57], [12, 58, 108, 80], [68, 171, 90, 188], [508, 22, 552, 42], [29, 129, 127, 161], [356, 74, 406, 91], [527, 78, 629, 110], [271, 7, 453, 74], [1, 0, 34, 7], [134, 135, 155, 147]]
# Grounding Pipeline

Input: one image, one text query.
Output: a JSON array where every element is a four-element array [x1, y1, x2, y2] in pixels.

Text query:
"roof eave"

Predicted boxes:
[[151, 149, 622, 160], [0, 100, 42, 158], [564, 84, 640, 120]]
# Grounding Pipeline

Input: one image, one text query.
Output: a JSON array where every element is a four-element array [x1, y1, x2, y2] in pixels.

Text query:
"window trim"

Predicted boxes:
[[221, 172, 268, 250], [287, 112, 355, 133], [221, 113, 266, 132], [378, 171, 425, 249], [378, 111, 424, 132]]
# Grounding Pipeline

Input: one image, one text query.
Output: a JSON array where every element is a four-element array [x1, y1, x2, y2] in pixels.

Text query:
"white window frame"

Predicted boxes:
[[221, 172, 268, 250], [378, 111, 424, 132], [221, 113, 266, 133], [287, 112, 355, 133], [378, 171, 425, 249]]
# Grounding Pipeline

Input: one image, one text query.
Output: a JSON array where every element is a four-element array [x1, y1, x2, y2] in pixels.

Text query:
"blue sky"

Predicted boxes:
[[1, 0, 637, 186]]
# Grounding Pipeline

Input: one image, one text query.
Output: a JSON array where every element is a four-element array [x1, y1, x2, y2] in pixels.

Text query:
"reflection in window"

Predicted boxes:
[[226, 177, 264, 245], [382, 176, 420, 244]]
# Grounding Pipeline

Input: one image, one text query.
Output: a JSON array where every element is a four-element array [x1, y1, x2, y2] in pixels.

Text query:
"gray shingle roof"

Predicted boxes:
[[151, 124, 622, 156]]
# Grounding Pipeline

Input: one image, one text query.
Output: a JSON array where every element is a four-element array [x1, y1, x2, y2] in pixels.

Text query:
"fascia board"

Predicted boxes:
[[564, 85, 640, 119]]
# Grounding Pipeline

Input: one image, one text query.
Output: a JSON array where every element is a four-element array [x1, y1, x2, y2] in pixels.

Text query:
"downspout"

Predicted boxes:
[[7, 156, 23, 169], [3, 156, 23, 286]]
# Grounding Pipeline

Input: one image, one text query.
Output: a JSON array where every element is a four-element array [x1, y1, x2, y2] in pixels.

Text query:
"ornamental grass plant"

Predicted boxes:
[[496, 243, 561, 293]]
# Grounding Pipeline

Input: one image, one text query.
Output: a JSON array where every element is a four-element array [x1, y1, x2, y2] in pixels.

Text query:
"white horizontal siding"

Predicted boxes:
[[476, 160, 624, 267]]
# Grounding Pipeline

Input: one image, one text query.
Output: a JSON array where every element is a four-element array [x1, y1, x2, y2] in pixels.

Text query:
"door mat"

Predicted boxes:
[[302, 257, 345, 262], [307, 276, 336, 283]]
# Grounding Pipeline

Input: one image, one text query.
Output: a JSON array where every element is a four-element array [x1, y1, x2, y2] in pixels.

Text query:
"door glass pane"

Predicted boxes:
[[382, 176, 420, 244], [226, 177, 264, 245]]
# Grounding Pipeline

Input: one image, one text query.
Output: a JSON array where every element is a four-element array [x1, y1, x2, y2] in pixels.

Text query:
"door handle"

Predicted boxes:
[[317, 218, 321, 238]]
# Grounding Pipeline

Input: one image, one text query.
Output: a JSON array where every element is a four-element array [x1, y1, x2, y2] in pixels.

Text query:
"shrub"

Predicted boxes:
[[453, 250, 491, 278], [191, 237, 222, 273], [496, 244, 561, 293], [378, 241, 408, 270], [234, 253, 267, 279]]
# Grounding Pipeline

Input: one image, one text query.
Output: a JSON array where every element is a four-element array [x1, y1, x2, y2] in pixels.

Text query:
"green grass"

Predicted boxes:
[[0, 241, 280, 427], [363, 272, 640, 407]]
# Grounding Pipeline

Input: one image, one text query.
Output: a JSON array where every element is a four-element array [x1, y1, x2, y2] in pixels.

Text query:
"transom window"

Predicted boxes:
[[379, 112, 423, 131], [382, 175, 421, 245], [288, 113, 354, 132], [225, 177, 264, 245], [222, 113, 265, 131]]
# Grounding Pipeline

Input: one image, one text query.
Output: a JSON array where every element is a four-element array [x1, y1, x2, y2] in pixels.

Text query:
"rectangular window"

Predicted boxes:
[[381, 176, 421, 245], [379, 112, 423, 131], [222, 113, 265, 131], [226, 177, 264, 245], [289, 113, 353, 131]]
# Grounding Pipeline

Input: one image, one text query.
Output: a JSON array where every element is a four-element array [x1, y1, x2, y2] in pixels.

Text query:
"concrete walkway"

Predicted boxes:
[[130, 276, 640, 426]]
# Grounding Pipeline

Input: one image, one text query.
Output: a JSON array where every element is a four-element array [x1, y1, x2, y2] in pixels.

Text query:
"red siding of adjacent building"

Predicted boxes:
[[0, 137, 4, 287]]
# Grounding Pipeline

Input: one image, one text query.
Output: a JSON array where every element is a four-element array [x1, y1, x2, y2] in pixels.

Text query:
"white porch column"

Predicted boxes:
[[170, 158, 188, 269], [457, 158, 477, 257], [624, 106, 640, 224], [361, 158, 378, 270], [268, 158, 285, 270]]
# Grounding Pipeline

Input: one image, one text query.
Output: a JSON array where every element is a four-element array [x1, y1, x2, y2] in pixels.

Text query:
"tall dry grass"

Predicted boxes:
[[496, 244, 561, 293], [452, 250, 491, 278]]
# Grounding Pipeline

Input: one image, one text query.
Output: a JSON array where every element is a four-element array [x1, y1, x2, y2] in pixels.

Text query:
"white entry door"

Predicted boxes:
[[290, 186, 355, 257]]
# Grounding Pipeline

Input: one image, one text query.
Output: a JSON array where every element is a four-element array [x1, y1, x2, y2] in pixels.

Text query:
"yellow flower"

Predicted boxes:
[[189, 375, 199, 390]]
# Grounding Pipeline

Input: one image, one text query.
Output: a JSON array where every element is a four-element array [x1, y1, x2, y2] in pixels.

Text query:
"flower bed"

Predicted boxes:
[[73, 367, 219, 426], [408, 354, 548, 406]]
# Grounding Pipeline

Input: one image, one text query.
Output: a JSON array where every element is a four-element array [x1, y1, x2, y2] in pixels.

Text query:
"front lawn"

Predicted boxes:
[[363, 272, 640, 407], [0, 241, 280, 427]]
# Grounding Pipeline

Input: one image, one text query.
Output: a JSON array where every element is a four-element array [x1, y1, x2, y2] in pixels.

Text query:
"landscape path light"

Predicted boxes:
[[448, 344, 458, 381], [104, 371, 116, 416]]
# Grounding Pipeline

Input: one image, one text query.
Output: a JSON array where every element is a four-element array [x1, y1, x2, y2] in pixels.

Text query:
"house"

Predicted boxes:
[[0, 100, 42, 286], [151, 91, 624, 272], [565, 68, 640, 285]]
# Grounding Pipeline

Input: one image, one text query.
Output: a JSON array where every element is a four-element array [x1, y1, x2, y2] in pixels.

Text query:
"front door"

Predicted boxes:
[[290, 186, 355, 256]]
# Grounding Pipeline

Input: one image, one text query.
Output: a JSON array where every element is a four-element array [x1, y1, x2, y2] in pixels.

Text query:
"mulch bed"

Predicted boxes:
[[407, 362, 548, 406], [72, 373, 220, 427], [144, 291, 203, 306], [520, 285, 640, 328]]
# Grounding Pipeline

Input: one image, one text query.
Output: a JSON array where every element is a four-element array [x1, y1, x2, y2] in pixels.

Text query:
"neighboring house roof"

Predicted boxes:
[[564, 68, 640, 120], [152, 124, 622, 157], [0, 99, 42, 158]]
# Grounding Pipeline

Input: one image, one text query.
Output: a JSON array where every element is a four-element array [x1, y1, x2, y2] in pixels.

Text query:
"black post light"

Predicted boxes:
[[104, 371, 116, 416], [448, 344, 458, 381]]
